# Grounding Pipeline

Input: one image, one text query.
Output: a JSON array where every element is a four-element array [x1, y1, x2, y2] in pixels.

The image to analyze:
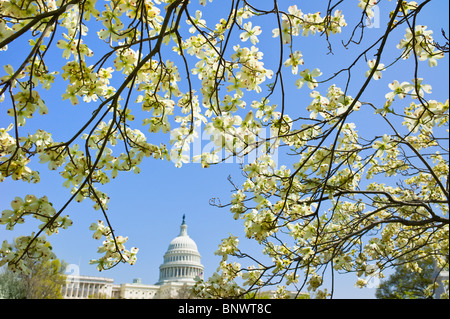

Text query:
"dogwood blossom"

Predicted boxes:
[[240, 22, 262, 45], [296, 68, 322, 89], [385, 80, 410, 100], [372, 134, 394, 157], [365, 59, 385, 80], [284, 50, 304, 74], [357, 0, 378, 18], [187, 10, 206, 34]]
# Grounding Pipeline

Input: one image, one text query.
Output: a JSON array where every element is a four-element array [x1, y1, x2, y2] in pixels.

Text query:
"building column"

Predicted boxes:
[[62, 284, 68, 298], [76, 282, 80, 298], [67, 283, 72, 298]]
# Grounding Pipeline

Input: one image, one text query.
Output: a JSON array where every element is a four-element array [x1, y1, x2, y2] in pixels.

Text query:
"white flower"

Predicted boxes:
[[355, 278, 368, 288], [385, 80, 410, 100], [240, 22, 262, 45], [296, 68, 322, 89], [365, 59, 385, 80], [372, 134, 394, 157], [187, 10, 206, 33], [419, 49, 445, 67], [283, 51, 304, 74], [408, 78, 432, 99]]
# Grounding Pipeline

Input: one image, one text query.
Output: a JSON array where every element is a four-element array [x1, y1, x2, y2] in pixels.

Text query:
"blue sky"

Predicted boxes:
[[1, 0, 449, 299]]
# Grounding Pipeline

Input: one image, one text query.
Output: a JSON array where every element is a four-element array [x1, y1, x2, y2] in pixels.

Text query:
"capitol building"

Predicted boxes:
[[62, 216, 204, 299], [61, 216, 449, 299]]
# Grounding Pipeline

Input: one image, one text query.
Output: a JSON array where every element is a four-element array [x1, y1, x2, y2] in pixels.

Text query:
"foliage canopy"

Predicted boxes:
[[0, 0, 448, 298], [0, 254, 66, 299], [375, 258, 443, 299]]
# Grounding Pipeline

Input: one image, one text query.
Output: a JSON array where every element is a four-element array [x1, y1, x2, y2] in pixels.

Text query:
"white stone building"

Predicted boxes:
[[61, 274, 117, 299], [62, 216, 204, 299]]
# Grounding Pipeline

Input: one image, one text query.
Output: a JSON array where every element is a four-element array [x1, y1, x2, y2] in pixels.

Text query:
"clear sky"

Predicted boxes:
[[1, 0, 449, 299]]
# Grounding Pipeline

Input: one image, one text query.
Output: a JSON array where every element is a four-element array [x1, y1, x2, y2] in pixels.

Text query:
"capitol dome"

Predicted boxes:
[[156, 215, 204, 285]]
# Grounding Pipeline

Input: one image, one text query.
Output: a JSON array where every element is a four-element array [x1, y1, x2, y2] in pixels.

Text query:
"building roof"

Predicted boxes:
[[167, 215, 199, 253]]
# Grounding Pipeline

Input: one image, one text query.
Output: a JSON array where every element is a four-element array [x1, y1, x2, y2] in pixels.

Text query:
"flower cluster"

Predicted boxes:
[[229, 45, 274, 95], [89, 220, 138, 271], [215, 234, 240, 261], [0, 124, 40, 183], [397, 25, 445, 66], [0, 195, 72, 233], [193, 268, 244, 298], [306, 85, 361, 120], [272, 5, 347, 44], [403, 99, 448, 134], [0, 195, 72, 274], [0, 19, 13, 51], [0, 235, 55, 274]]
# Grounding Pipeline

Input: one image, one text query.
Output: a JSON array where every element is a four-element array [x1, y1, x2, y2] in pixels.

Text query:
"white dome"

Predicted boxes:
[[156, 216, 204, 285], [167, 224, 199, 252]]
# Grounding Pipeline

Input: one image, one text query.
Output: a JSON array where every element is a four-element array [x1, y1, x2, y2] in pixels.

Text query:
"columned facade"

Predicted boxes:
[[159, 266, 203, 280], [62, 275, 117, 299]]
